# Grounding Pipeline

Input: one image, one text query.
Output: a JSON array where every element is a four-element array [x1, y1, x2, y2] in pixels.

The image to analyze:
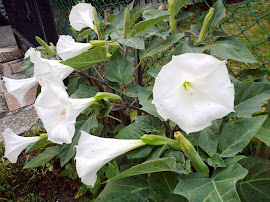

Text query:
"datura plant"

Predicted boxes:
[[2, 0, 270, 201]]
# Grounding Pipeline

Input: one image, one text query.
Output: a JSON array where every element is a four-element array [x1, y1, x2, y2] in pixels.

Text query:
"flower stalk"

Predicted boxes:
[[174, 131, 209, 176], [197, 7, 214, 43]]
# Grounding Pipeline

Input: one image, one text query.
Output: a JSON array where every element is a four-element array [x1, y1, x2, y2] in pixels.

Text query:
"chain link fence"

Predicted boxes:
[[49, 0, 270, 73]]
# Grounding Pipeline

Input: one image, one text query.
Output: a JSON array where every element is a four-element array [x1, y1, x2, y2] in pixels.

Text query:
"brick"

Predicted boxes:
[[10, 59, 25, 73]]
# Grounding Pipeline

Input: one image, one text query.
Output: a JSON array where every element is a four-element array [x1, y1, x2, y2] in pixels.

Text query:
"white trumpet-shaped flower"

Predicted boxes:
[[153, 53, 234, 134], [56, 35, 92, 60], [3, 51, 74, 106], [69, 3, 94, 31], [75, 131, 146, 187], [34, 83, 96, 144], [3, 128, 40, 163], [24, 47, 36, 58]]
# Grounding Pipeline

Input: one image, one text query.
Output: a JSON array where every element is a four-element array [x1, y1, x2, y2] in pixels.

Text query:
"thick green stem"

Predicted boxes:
[[197, 7, 214, 43], [174, 132, 209, 176], [35, 36, 56, 57]]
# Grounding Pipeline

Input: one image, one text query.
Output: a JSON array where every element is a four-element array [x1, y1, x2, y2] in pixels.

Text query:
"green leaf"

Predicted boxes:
[[26, 135, 51, 153], [207, 153, 226, 168], [189, 119, 222, 157], [138, 87, 161, 118], [106, 50, 133, 86], [148, 67, 161, 78], [147, 145, 168, 160], [133, 15, 169, 34], [175, 11, 193, 22], [70, 84, 98, 98], [67, 76, 87, 95], [118, 37, 145, 50], [149, 172, 187, 202], [232, 82, 270, 117], [75, 184, 89, 199], [62, 47, 108, 69], [109, 158, 178, 181], [255, 116, 270, 146], [105, 161, 119, 179], [60, 115, 98, 167], [142, 9, 169, 21], [25, 63, 34, 78], [116, 122, 145, 139], [130, 3, 151, 26], [211, 0, 226, 26], [140, 33, 184, 59], [237, 157, 270, 201], [174, 163, 248, 202], [126, 145, 154, 159], [23, 146, 59, 169], [135, 115, 165, 135], [218, 115, 267, 157], [96, 176, 149, 201], [126, 85, 140, 97], [209, 37, 257, 63], [175, 0, 189, 14]]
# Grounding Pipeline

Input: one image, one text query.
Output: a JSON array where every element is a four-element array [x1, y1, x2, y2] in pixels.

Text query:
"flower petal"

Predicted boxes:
[[24, 47, 36, 59], [69, 3, 94, 31], [3, 128, 39, 163], [56, 35, 92, 61], [3, 77, 37, 106]]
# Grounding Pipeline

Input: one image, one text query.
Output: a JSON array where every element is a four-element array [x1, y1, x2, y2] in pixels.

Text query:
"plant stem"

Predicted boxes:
[[113, 103, 149, 115]]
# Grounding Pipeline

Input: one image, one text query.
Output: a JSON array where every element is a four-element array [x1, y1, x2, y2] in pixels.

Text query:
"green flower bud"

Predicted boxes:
[[174, 131, 209, 176], [124, 8, 130, 39], [94, 92, 122, 102], [197, 7, 215, 43], [35, 36, 56, 57], [168, 0, 176, 33]]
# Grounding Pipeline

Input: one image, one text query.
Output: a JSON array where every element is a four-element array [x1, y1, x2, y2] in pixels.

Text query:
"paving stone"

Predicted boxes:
[[4, 84, 38, 111], [2, 62, 25, 79], [0, 94, 8, 115], [9, 59, 25, 73], [0, 46, 23, 63], [0, 105, 39, 142]]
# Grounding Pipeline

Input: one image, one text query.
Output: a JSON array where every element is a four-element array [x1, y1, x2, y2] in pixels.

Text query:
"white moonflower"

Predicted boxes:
[[3, 128, 40, 163], [24, 47, 36, 58], [56, 35, 92, 61], [69, 3, 94, 31], [153, 53, 234, 134], [75, 131, 146, 187], [3, 51, 74, 106], [34, 83, 96, 144]]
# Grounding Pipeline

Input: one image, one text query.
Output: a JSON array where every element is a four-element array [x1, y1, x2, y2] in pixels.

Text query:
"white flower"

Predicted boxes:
[[56, 35, 92, 60], [3, 51, 74, 106], [153, 53, 234, 134], [69, 3, 95, 31], [24, 47, 36, 58], [75, 131, 146, 187], [3, 128, 40, 163], [34, 83, 96, 144]]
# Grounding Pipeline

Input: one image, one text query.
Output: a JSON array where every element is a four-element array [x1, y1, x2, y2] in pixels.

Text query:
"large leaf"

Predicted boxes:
[[148, 172, 187, 202], [140, 33, 184, 59], [218, 115, 267, 157], [59, 115, 98, 167], [211, 0, 226, 26], [188, 119, 222, 157], [174, 163, 248, 201], [135, 115, 165, 135], [96, 176, 149, 201], [62, 47, 108, 69], [175, 0, 189, 14], [237, 157, 270, 201], [133, 15, 169, 34], [109, 157, 178, 181], [209, 37, 257, 63], [26, 135, 51, 153], [23, 146, 59, 169], [67, 76, 87, 95], [116, 122, 145, 139], [232, 82, 270, 117], [130, 3, 151, 26], [126, 145, 154, 160], [70, 84, 98, 98], [118, 37, 145, 50], [106, 50, 133, 86], [255, 116, 270, 146], [142, 9, 169, 21]]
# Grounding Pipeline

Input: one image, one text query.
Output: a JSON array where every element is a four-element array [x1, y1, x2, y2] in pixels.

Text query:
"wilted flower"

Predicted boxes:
[[69, 3, 94, 31], [56, 35, 92, 60], [153, 53, 234, 133], [3, 51, 73, 106], [75, 131, 146, 187], [34, 83, 96, 144], [3, 128, 40, 163]]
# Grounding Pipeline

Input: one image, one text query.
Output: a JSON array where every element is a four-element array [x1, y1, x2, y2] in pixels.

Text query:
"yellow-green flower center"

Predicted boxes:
[[183, 81, 194, 95]]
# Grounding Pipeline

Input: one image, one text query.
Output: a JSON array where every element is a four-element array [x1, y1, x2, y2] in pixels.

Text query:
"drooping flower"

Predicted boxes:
[[34, 83, 96, 144], [56, 35, 92, 61], [3, 51, 74, 106], [69, 3, 94, 31], [3, 128, 40, 163], [75, 131, 146, 186], [152, 53, 234, 134]]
